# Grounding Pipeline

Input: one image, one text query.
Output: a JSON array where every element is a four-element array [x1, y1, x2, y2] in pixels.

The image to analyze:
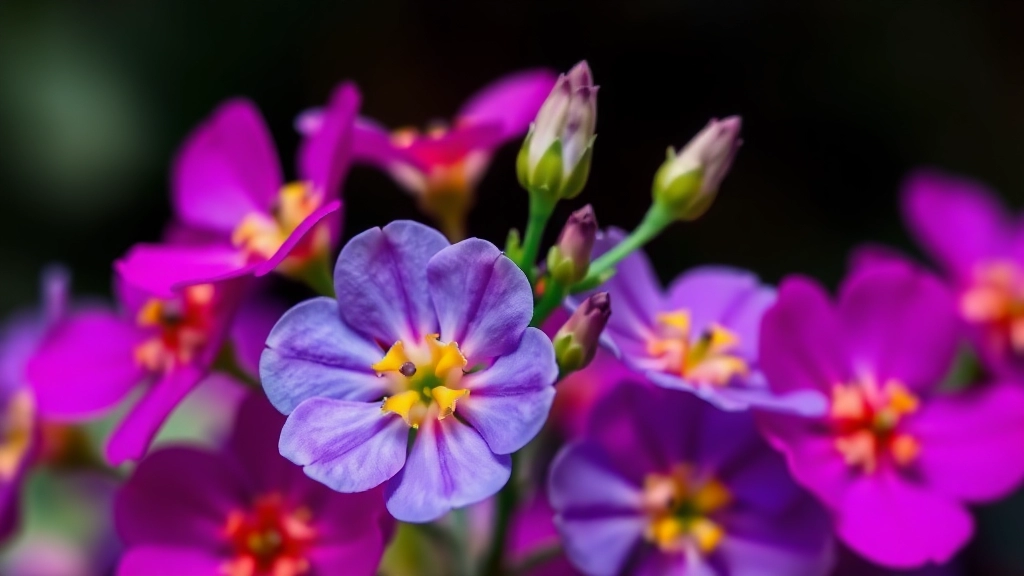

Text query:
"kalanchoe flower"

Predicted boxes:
[[902, 169, 1024, 381], [116, 393, 394, 576], [260, 220, 558, 522], [547, 205, 598, 286], [25, 277, 263, 464], [116, 83, 360, 298], [306, 69, 555, 239], [756, 261, 1024, 567], [652, 117, 742, 221], [0, 267, 68, 540], [553, 292, 610, 375], [549, 380, 834, 576], [517, 61, 598, 205], [577, 229, 827, 414]]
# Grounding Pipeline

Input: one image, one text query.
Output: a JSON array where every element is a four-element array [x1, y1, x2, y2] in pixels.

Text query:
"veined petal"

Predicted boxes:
[[458, 328, 557, 454], [385, 417, 510, 522], [427, 239, 533, 362], [457, 68, 557, 141], [280, 398, 408, 493], [334, 221, 448, 344], [172, 99, 283, 234], [115, 244, 253, 299]]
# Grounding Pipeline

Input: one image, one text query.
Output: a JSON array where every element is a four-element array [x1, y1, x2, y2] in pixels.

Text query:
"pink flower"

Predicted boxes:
[[757, 260, 1024, 568], [117, 83, 359, 298]]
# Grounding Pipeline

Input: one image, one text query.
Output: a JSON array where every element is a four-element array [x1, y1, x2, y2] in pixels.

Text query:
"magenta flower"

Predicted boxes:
[[0, 268, 68, 540], [581, 229, 826, 414], [116, 393, 393, 576], [756, 261, 1024, 567], [902, 169, 1024, 381], [303, 69, 554, 237], [549, 380, 834, 576], [26, 277, 253, 464], [117, 83, 359, 298], [507, 493, 580, 576], [260, 220, 558, 522]]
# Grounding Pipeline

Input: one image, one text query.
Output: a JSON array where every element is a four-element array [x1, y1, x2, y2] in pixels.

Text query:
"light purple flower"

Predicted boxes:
[[116, 83, 359, 298], [756, 260, 1024, 568], [25, 277, 269, 464], [549, 380, 834, 576], [308, 69, 554, 236], [116, 392, 394, 576], [580, 229, 826, 415], [260, 220, 558, 522], [902, 169, 1024, 382], [0, 268, 68, 540]]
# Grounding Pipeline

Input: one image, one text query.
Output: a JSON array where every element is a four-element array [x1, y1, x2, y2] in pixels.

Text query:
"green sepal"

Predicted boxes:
[[516, 125, 535, 189], [529, 139, 564, 204]]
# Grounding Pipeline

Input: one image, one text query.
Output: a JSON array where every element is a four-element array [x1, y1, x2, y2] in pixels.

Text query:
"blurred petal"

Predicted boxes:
[[298, 82, 359, 199], [334, 221, 449, 343], [427, 239, 533, 362], [117, 546, 224, 576], [385, 417, 510, 522], [458, 328, 557, 454], [252, 198, 342, 275], [351, 117, 414, 169], [229, 293, 287, 378], [457, 68, 557, 141], [115, 244, 252, 299]]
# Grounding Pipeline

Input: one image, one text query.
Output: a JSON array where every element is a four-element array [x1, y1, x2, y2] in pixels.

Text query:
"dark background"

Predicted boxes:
[[1, 1, 1023, 573]]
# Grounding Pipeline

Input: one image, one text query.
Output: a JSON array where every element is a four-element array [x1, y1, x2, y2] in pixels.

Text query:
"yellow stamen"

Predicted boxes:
[[891, 434, 921, 466], [427, 335, 468, 377], [656, 311, 691, 334], [430, 386, 470, 420], [692, 479, 731, 513], [649, 310, 748, 386], [381, 390, 426, 428], [689, 518, 725, 553], [642, 465, 731, 554], [372, 342, 410, 374]]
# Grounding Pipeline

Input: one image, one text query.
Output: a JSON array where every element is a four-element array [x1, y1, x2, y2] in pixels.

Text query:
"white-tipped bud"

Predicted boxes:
[[652, 116, 742, 221]]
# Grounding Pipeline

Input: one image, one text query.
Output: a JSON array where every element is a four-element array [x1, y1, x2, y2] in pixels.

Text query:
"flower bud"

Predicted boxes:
[[553, 292, 611, 374], [652, 116, 742, 221], [517, 61, 598, 204], [547, 205, 598, 286]]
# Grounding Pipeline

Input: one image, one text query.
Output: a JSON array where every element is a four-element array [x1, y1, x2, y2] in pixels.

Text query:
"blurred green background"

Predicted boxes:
[[2, 0, 1024, 574]]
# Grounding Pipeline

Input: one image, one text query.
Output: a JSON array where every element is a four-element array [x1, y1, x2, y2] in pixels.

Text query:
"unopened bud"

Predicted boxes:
[[652, 116, 742, 221], [547, 205, 598, 286], [553, 292, 611, 374], [517, 61, 598, 204]]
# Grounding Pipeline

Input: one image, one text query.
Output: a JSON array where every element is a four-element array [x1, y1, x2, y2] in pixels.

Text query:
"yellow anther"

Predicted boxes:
[[891, 434, 921, 466], [655, 311, 691, 334], [650, 310, 747, 386], [430, 386, 470, 420], [692, 479, 731, 514], [232, 182, 321, 262], [884, 381, 919, 417], [381, 391, 426, 428], [372, 342, 411, 374], [645, 517, 686, 552], [705, 325, 739, 352], [426, 334, 467, 377], [137, 300, 165, 327], [689, 518, 725, 553]]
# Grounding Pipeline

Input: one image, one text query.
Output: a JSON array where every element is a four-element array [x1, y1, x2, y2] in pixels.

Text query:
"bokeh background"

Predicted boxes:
[[1, 0, 1023, 574]]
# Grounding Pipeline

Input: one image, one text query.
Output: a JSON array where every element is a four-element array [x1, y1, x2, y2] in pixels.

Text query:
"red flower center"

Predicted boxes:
[[830, 378, 920, 473], [133, 284, 216, 373], [222, 493, 317, 576]]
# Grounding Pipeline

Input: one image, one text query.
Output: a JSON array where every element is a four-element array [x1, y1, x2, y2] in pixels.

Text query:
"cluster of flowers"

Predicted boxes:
[[2, 59, 1023, 576]]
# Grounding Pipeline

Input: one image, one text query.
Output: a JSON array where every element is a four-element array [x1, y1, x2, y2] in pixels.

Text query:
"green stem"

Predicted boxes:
[[517, 196, 556, 283], [298, 255, 336, 297], [573, 203, 675, 292], [482, 454, 519, 575], [531, 279, 567, 327]]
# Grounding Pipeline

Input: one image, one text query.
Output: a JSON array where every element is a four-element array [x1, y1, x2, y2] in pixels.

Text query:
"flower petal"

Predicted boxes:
[[836, 473, 972, 568], [298, 82, 359, 200], [117, 545, 225, 576], [106, 364, 205, 464], [261, 297, 387, 413], [718, 498, 835, 576], [760, 276, 850, 396], [838, 261, 958, 390], [116, 446, 247, 548], [755, 412, 851, 510], [457, 68, 557, 141], [172, 99, 282, 234], [334, 221, 448, 344], [458, 328, 557, 454], [28, 310, 147, 420], [385, 417, 510, 522], [666, 266, 768, 345], [229, 294, 288, 378], [115, 244, 253, 299], [907, 382, 1024, 502], [427, 238, 533, 362], [280, 398, 408, 493], [252, 198, 342, 276], [902, 169, 1011, 279]]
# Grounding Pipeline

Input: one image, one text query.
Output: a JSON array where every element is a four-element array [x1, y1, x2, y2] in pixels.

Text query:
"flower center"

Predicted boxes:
[[830, 378, 920, 473], [961, 260, 1024, 356], [374, 334, 469, 428], [0, 390, 34, 480], [642, 464, 731, 554], [647, 310, 748, 386], [222, 493, 316, 576], [132, 284, 215, 373], [231, 183, 327, 264]]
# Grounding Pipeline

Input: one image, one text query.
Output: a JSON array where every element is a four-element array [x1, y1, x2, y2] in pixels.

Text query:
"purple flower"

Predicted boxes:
[[549, 380, 834, 576], [902, 169, 1024, 381], [26, 278, 258, 464], [260, 220, 558, 522], [116, 392, 394, 576], [116, 83, 360, 298], [321, 69, 555, 237], [0, 268, 68, 540], [580, 229, 826, 415], [756, 261, 1024, 567]]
